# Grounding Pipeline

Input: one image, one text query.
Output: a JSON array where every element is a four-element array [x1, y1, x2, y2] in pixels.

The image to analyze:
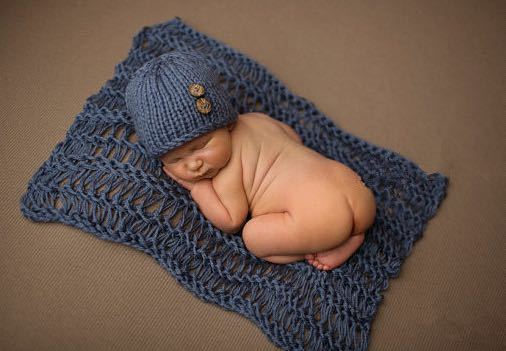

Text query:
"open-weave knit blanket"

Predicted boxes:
[[20, 17, 449, 351]]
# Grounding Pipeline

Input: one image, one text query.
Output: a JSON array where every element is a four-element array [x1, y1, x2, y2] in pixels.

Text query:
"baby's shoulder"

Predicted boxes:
[[237, 112, 302, 145], [236, 112, 291, 135], [238, 112, 279, 124]]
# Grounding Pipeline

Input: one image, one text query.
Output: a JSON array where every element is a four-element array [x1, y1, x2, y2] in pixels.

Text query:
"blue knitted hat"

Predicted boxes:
[[125, 50, 238, 158]]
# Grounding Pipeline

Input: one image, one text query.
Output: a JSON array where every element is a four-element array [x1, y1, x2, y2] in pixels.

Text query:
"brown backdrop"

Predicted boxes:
[[1, 1, 504, 350]]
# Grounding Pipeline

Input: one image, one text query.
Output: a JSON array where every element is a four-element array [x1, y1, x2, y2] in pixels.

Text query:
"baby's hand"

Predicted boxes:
[[172, 175, 196, 191], [163, 166, 196, 191]]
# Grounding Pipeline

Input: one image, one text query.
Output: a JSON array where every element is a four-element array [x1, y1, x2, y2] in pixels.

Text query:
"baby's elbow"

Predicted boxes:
[[222, 212, 248, 235], [221, 227, 240, 235], [220, 221, 244, 235], [227, 217, 249, 234]]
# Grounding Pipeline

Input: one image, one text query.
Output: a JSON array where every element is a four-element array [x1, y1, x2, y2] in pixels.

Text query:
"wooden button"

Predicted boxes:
[[188, 83, 205, 97], [196, 97, 212, 114]]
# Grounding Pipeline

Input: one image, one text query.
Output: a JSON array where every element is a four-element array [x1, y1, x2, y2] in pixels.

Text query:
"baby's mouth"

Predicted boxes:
[[197, 168, 216, 179]]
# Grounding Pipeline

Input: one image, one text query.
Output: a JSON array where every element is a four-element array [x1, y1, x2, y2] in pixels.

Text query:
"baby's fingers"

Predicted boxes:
[[177, 177, 195, 191]]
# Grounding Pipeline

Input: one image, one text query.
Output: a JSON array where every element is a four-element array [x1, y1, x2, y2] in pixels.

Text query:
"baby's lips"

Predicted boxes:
[[197, 168, 218, 179], [197, 169, 213, 179]]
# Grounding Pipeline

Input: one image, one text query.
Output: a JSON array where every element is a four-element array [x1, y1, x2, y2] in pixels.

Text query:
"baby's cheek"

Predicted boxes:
[[162, 164, 175, 177]]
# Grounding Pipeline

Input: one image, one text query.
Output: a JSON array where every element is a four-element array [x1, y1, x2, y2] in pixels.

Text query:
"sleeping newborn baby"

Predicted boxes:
[[125, 50, 376, 271], [160, 113, 377, 271]]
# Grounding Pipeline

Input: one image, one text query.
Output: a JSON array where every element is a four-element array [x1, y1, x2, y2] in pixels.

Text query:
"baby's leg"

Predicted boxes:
[[242, 211, 322, 258], [262, 254, 306, 264], [306, 232, 365, 270]]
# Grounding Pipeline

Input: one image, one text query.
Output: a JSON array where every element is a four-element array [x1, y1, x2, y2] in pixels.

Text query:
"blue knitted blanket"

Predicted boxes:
[[19, 17, 448, 351]]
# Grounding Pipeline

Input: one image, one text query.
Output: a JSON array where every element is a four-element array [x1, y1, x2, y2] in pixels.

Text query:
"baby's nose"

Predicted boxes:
[[188, 159, 203, 171]]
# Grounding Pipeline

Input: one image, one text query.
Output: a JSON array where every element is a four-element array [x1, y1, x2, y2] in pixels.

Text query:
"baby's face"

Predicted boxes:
[[160, 126, 233, 181]]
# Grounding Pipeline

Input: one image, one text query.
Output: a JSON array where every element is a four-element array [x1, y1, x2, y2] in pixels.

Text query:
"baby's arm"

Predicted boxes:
[[191, 175, 248, 234]]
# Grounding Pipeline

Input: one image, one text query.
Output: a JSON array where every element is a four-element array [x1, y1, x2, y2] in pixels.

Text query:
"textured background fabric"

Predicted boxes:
[[1, 1, 504, 350]]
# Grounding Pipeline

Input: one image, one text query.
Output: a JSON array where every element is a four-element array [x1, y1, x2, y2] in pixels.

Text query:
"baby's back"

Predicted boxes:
[[230, 112, 303, 213], [217, 112, 375, 236]]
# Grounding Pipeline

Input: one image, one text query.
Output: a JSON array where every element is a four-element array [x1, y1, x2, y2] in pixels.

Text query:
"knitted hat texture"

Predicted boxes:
[[125, 50, 238, 158]]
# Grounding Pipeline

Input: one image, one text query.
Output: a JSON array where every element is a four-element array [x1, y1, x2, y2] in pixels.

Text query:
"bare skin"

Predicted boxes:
[[160, 112, 376, 270]]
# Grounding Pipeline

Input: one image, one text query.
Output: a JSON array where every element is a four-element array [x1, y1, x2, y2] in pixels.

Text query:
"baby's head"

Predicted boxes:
[[159, 122, 235, 181], [125, 49, 238, 180]]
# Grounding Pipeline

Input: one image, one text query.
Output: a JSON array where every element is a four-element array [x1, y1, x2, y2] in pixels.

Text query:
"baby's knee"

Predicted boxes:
[[241, 212, 297, 257], [241, 220, 263, 257]]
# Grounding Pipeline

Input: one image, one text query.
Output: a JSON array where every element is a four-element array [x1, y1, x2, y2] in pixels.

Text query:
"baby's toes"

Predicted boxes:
[[305, 253, 316, 266]]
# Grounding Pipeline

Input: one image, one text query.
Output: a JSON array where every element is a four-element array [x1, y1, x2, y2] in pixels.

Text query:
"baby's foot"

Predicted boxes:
[[305, 233, 365, 271], [305, 253, 331, 270]]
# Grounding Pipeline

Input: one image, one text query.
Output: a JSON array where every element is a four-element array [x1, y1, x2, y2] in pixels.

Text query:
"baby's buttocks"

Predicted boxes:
[[230, 112, 375, 236], [246, 139, 375, 236]]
